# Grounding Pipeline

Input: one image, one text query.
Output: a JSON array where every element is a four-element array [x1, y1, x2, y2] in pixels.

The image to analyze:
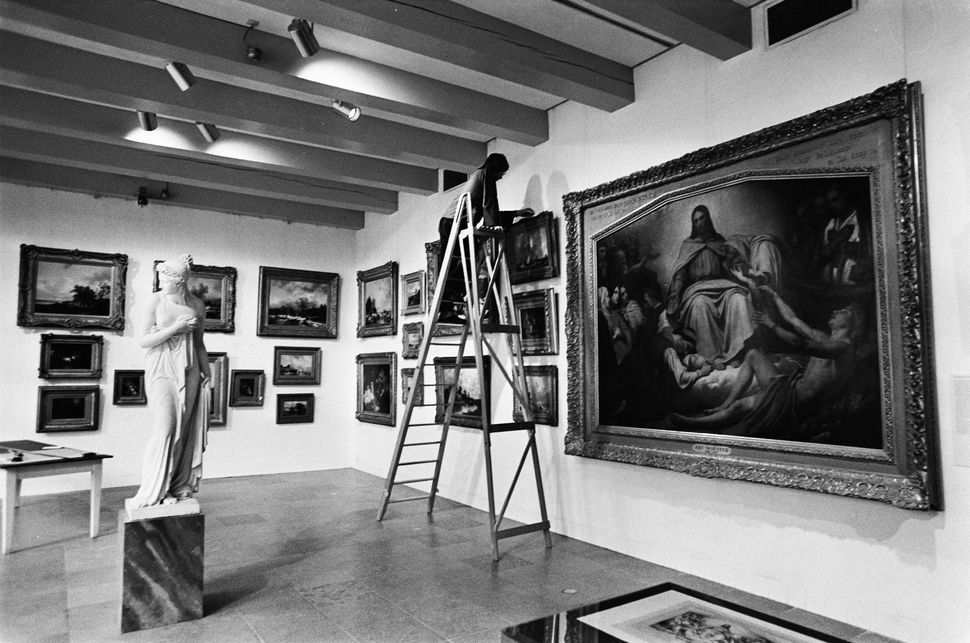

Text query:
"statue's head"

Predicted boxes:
[[158, 254, 193, 287]]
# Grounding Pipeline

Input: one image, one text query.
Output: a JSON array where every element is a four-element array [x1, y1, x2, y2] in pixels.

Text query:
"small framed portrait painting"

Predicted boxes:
[[229, 370, 265, 407], [357, 352, 397, 426], [513, 289, 559, 356], [113, 370, 146, 405]]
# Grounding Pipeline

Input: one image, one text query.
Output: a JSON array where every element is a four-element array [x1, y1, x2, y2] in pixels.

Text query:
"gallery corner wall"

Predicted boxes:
[[351, 1, 970, 641], [0, 185, 359, 494]]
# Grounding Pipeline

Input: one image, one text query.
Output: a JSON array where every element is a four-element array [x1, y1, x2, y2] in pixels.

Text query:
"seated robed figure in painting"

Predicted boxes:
[[596, 177, 881, 449], [126, 255, 212, 514]]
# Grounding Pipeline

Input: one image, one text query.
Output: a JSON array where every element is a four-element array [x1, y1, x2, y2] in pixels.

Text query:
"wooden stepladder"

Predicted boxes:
[[377, 192, 552, 560]]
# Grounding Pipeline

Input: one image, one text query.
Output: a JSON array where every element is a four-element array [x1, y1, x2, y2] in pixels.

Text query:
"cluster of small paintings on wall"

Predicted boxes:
[[16, 244, 342, 431]]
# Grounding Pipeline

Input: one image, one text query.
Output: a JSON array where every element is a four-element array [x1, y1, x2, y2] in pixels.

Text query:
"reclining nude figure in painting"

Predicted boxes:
[[669, 285, 862, 438], [126, 255, 211, 514]]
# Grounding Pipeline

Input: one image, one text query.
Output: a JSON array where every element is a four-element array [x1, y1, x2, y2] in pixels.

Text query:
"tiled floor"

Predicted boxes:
[[1, 469, 901, 643]]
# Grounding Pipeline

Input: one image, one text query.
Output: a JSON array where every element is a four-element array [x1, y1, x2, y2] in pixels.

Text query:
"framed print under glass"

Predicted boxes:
[[401, 270, 426, 316], [229, 370, 265, 407], [507, 210, 559, 284], [257, 266, 339, 339], [273, 346, 321, 385], [154, 261, 237, 333], [18, 245, 128, 330], [113, 370, 146, 405], [434, 356, 490, 428], [563, 80, 939, 509], [37, 385, 100, 433], [39, 333, 104, 379], [356, 352, 396, 426], [277, 393, 315, 424], [207, 352, 228, 427], [357, 261, 398, 337]]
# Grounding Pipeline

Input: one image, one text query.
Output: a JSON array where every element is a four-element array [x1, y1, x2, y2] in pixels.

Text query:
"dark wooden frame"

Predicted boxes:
[[207, 352, 228, 427], [276, 393, 315, 424], [153, 261, 237, 333], [18, 245, 128, 330], [39, 333, 104, 379], [507, 210, 559, 284], [357, 261, 398, 337], [563, 80, 939, 510], [401, 270, 426, 316], [257, 266, 339, 339], [273, 346, 322, 385], [434, 356, 490, 428], [113, 370, 146, 405], [37, 385, 100, 433], [356, 352, 397, 426], [229, 370, 265, 407], [513, 365, 559, 426]]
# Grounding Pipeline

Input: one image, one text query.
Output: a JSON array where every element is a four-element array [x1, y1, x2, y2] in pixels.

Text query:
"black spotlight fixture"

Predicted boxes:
[[137, 110, 158, 131], [165, 61, 197, 91], [331, 100, 361, 122], [196, 122, 221, 143], [243, 20, 263, 61], [137, 187, 148, 207], [288, 18, 320, 57], [160, 183, 170, 200]]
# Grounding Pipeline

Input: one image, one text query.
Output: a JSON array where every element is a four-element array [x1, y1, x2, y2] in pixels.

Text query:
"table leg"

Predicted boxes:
[[3, 470, 17, 554], [15, 477, 22, 508], [90, 463, 102, 539]]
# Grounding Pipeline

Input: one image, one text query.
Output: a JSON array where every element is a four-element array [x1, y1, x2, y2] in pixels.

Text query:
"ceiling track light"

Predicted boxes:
[[243, 20, 263, 61], [288, 18, 320, 57], [137, 187, 148, 207], [196, 122, 221, 143], [332, 100, 361, 122], [137, 110, 158, 131], [165, 61, 197, 91]]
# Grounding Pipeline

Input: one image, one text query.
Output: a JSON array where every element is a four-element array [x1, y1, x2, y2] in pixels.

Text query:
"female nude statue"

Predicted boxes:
[[126, 255, 211, 512]]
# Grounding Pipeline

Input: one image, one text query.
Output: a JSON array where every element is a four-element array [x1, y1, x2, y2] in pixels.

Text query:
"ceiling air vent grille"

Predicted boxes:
[[765, 0, 856, 48]]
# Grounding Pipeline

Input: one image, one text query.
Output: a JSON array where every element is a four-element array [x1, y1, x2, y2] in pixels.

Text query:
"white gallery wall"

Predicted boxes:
[[353, 1, 969, 641], [0, 186, 359, 492]]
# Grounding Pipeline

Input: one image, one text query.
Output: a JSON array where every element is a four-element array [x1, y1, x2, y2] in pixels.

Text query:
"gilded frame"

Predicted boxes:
[[154, 261, 237, 333], [401, 367, 424, 407], [357, 262, 398, 338], [257, 266, 339, 339], [401, 321, 424, 359], [513, 365, 559, 427], [273, 346, 321, 385], [513, 289, 559, 356], [356, 352, 397, 426], [507, 210, 559, 284], [434, 356, 490, 429], [401, 270, 426, 316], [563, 80, 939, 510], [18, 245, 128, 330]]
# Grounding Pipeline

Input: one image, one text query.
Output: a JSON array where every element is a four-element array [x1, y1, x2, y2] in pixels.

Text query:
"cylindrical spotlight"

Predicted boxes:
[[288, 19, 320, 57], [332, 100, 361, 122], [165, 61, 197, 91], [196, 122, 221, 143], [137, 111, 158, 131]]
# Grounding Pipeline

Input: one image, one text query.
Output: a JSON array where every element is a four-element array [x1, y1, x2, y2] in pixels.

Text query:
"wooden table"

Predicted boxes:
[[0, 440, 112, 554]]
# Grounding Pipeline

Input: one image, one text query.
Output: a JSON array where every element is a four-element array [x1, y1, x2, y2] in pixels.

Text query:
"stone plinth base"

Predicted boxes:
[[120, 511, 204, 633]]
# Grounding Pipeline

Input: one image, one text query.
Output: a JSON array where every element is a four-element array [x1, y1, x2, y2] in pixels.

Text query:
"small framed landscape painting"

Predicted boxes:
[[434, 356, 490, 428], [229, 370, 265, 407], [113, 370, 146, 405], [401, 270, 425, 316], [257, 266, 339, 339], [18, 245, 128, 330], [401, 322, 424, 359], [39, 334, 104, 379], [277, 393, 315, 424], [357, 262, 398, 337], [154, 261, 237, 333], [273, 346, 321, 385], [513, 365, 559, 426], [37, 385, 100, 433]]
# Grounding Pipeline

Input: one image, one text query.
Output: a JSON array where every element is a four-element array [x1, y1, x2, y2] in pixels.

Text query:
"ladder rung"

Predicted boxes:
[[399, 459, 438, 466], [404, 440, 442, 447], [387, 494, 432, 504], [429, 341, 461, 346], [479, 323, 519, 334], [408, 422, 442, 427], [485, 422, 536, 433], [495, 521, 550, 540], [393, 477, 434, 485], [462, 226, 504, 239]]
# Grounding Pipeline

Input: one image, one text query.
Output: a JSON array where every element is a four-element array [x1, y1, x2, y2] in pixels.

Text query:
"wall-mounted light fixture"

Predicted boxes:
[[137, 187, 148, 207], [137, 110, 158, 131], [288, 19, 320, 57], [165, 61, 197, 91], [196, 122, 221, 143], [332, 100, 361, 122]]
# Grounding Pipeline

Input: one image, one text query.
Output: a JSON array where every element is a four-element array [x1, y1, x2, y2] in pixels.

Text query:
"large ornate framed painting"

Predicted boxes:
[[18, 245, 128, 330], [563, 80, 939, 509], [357, 262, 398, 338], [257, 266, 339, 339], [154, 261, 237, 333]]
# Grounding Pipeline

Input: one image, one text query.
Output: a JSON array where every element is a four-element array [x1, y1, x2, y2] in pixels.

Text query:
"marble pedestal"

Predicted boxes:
[[120, 511, 204, 633]]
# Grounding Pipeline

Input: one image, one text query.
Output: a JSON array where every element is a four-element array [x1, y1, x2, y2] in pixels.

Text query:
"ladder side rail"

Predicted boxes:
[[528, 426, 554, 549], [498, 249, 535, 424], [427, 321, 471, 514]]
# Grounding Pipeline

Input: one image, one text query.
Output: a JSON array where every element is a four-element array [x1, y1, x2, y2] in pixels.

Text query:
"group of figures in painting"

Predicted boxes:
[[596, 176, 881, 449]]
